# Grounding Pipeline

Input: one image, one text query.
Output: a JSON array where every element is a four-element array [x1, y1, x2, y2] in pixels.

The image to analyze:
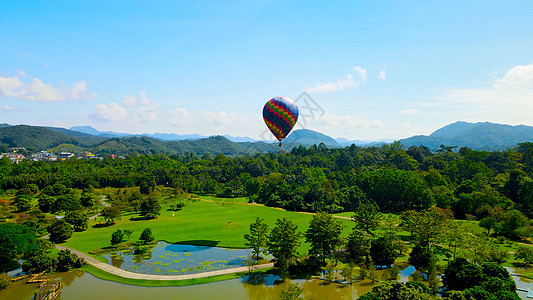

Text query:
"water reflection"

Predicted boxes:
[[505, 266, 533, 300], [101, 242, 253, 275], [1, 265, 530, 300]]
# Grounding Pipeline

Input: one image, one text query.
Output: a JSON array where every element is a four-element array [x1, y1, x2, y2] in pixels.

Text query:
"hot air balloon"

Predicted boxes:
[[263, 96, 299, 147]]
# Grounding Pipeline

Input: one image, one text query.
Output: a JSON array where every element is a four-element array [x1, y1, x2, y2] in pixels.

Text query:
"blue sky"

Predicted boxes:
[[1, 1, 533, 140]]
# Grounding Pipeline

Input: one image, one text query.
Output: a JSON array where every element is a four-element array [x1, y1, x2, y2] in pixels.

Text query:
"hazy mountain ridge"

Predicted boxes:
[[2, 121, 533, 155], [70, 126, 258, 142]]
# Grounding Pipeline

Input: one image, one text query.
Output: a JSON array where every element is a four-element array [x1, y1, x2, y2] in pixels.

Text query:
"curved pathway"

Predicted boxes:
[[88, 195, 110, 220], [56, 245, 273, 280]]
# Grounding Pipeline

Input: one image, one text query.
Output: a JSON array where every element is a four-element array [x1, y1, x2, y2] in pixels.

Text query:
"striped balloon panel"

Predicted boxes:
[[262, 96, 299, 141]]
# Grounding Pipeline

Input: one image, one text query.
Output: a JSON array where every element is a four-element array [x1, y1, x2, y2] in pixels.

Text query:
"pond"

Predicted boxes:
[[1, 265, 530, 299], [0, 263, 416, 300], [101, 242, 256, 275], [0, 271, 374, 300]]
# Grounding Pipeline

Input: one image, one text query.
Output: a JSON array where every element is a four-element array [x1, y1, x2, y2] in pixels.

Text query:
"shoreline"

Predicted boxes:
[[56, 244, 274, 286]]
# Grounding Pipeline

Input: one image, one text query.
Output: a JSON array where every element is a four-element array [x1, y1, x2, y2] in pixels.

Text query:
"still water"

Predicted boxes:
[[101, 242, 254, 275], [0, 271, 374, 300], [1, 265, 530, 300]]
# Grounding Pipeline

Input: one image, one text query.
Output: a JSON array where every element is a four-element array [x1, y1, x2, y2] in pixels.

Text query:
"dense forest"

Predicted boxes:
[[2, 142, 533, 220]]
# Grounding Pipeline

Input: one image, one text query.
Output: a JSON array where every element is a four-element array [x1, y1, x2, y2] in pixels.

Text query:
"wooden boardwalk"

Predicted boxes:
[[33, 280, 62, 300]]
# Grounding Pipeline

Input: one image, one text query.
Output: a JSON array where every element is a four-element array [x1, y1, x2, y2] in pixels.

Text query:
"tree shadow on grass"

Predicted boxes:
[[129, 216, 157, 221], [174, 240, 221, 247], [92, 223, 114, 228]]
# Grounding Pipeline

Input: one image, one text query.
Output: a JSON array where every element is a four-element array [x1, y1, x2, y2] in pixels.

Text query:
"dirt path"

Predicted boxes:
[[56, 245, 273, 281]]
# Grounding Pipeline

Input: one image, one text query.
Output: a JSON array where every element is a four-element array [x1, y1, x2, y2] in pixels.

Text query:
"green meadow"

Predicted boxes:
[[64, 195, 354, 258]]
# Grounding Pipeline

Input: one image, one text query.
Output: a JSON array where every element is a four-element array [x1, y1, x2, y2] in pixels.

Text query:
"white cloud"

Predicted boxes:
[[69, 81, 98, 100], [312, 112, 384, 129], [378, 70, 387, 80], [434, 62, 533, 125], [89, 102, 127, 122], [2, 105, 28, 112], [121, 95, 137, 107], [169, 108, 190, 126], [89, 91, 159, 126], [139, 91, 151, 105], [168, 107, 260, 136], [306, 66, 368, 93], [301, 112, 384, 139], [493, 63, 533, 89], [129, 91, 159, 122], [400, 108, 422, 115], [16, 69, 28, 77], [0, 73, 97, 102], [353, 66, 368, 82]]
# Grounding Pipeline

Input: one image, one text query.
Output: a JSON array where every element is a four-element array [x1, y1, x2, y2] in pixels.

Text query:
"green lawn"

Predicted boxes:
[[196, 195, 250, 204], [64, 195, 354, 257], [333, 212, 353, 218]]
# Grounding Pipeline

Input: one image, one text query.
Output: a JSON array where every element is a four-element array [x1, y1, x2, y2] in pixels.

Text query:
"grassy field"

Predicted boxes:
[[64, 195, 354, 257]]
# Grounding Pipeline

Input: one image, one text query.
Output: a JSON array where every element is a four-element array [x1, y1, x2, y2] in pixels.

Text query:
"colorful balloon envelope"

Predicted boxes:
[[263, 96, 299, 146]]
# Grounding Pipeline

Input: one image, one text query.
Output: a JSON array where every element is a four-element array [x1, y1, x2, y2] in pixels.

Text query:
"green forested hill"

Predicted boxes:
[[0, 124, 287, 156], [400, 121, 533, 151], [90, 135, 260, 156], [5, 122, 533, 156], [0, 125, 95, 151]]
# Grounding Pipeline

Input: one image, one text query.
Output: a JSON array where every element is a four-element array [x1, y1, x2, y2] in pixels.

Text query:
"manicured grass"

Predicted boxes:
[[333, 212, 353, 218], [196, 195, 250, 204], [81, 264, 270, 287], [64, 195, 354, 256]]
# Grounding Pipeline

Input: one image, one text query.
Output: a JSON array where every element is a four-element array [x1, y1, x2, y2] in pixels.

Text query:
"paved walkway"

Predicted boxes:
[[88, 195, 110, 220], [56, 245, 273, 281]]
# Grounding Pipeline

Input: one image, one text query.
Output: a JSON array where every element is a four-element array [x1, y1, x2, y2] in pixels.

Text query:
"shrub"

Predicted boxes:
[[0, 273, 10, 290], [110, 230, 124, 245], [140, 228, 154, 244]]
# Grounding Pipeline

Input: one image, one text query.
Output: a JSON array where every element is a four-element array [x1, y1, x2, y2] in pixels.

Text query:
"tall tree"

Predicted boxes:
[[267, 218, 302, 280], [140, 196, 161, 219], [244, 217, 269, 260], [140, 228, 154, 244], [347, 229, 372, 263], [110, 229, 124, 245], [65, 210, 88, 231], [352, 200, 382, 235], [101, 206, 122, 224], [47, 219, 74, 244], [400, 207, 453, 249], [370, 235, 399, 267], [0, 223, 37, 272], [305, 212, 344, 265]]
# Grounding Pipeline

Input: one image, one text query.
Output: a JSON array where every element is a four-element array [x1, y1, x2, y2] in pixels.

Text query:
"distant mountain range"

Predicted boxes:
[[399, 121, 533, 151], [69, 126, 257, 143], [1, 121, 533, 156]]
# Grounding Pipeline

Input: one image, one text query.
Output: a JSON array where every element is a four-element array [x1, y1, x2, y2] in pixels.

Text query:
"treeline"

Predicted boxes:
[[2, 142, 533, 224]]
